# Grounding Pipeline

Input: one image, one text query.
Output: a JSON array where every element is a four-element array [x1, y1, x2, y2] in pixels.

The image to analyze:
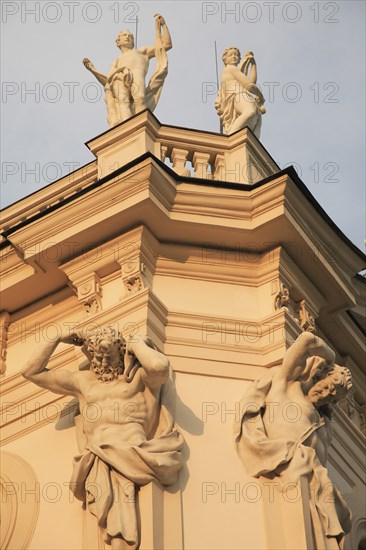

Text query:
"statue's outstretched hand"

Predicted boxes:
[[154, 13, 166, 27], [83, 58, 95, 72]]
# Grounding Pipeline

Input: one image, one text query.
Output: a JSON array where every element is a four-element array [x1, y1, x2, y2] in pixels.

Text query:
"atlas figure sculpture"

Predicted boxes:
[[22, 326, 184, 550], [235, 332, 352, 549]]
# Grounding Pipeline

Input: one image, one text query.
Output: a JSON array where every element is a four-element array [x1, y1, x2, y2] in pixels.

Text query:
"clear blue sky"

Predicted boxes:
[[1, 1, 365, 251]]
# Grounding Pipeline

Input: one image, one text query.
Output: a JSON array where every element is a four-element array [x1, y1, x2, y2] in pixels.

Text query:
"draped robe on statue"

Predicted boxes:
[[234, 374, 351, 550], [70, 369, 184, 546]]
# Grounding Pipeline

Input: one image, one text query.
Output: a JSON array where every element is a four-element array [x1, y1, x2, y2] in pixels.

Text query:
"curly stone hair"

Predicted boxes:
[[222, 47, 240, 65], [313, 364, 352, 419], [86, 326, 125, 382]]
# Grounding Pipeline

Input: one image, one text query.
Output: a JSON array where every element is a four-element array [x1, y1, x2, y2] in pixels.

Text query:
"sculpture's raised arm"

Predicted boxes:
[[154, 14, 172, 51], [126, 334, 170, 388], [279, 332, 336, 382], [22, 330, 83, 396], [143, 14, 172, 59], [239, 51, 257, 82]]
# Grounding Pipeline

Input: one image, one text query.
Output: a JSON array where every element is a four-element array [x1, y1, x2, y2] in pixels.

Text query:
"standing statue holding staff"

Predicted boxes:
[[22, 326, 184, 550], [234, 332, 352, 549], [83, 14, 172, 127], [215, 48, 266, 137]]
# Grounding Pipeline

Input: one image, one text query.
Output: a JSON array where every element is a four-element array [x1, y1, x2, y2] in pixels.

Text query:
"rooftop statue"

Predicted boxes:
[[83, 14, 172, 127], [215, 48, 265, 138], [234, 332, 352, 549], [22, 326, 184, 550]]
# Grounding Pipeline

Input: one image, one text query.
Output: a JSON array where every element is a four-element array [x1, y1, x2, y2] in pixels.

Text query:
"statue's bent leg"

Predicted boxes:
[[229, 99, 258, 134]]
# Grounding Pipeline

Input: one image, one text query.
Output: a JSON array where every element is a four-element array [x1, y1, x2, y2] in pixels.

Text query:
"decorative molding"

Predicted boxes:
[[331, 407, 366, 479], [75, 273, 103, 316], [125, 275, 144, 293], [0, 163, 98, 232], [0, 312, 10, 376], [0, 246, 36, 292], [165, 307, 302, 368], [339, 389, 356, 420], [7, 292, 82, 347], [274, 283, 290, 310], [297, 299, 316, 333], [156, 244, 284, 287], [6, 161, 152, 260], [285, 186, 362, 296]]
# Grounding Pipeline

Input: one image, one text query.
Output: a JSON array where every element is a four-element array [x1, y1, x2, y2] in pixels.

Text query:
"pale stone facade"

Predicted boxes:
[[1, 110, 365, 549]]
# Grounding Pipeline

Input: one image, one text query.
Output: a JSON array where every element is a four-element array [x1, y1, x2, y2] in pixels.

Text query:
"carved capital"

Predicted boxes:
[[114, 228, 159, 295], [75, 273, 102, 315]]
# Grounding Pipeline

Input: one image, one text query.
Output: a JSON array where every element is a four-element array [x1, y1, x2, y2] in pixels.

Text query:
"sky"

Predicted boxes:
[[1, 0, 365, 252]]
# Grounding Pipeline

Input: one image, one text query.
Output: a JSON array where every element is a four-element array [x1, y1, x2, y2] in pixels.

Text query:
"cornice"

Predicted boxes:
[[278, 249, 326, 313], [285, 181, 364, 282], [7, 292, 82, 346], [170, 175, 287, 227], [156, 245, 282, 287], [59, 225, 158, 281], [0, 247, 35, 291], [165, 308, 301, 367], [8, 163, 152, 258], [1, 157, 363, 322], [1, 162, 97, 232]]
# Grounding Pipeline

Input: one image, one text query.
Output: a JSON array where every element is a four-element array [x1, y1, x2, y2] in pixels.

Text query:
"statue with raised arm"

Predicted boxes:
[[83, 14, 172, 127], [215, 48, 266, 137], [22, 326, 184, 550], [234, 332, 352, 549]]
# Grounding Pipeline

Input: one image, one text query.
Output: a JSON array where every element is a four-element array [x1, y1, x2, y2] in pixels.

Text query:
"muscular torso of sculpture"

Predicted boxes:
[[235, 332, 353, 549], [76, 368, 158, 447], [216, 48, 266, 137], [22, 327, 183, 550], [83, 15, 172, 127]]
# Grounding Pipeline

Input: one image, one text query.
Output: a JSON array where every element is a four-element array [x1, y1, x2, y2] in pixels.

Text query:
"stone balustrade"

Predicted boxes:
[[87, 109, 279, 185], [1, 110, 280, 233]]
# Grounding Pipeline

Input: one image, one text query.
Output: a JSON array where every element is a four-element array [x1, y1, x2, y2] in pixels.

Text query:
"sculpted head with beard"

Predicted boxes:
[[305, 360, 352, 418], [82, 326, 126, 382]]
